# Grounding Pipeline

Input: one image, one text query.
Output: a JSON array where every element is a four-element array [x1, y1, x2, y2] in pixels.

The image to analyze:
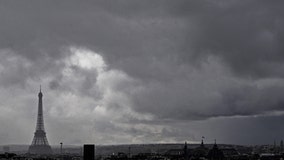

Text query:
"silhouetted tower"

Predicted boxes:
[[280, 140, 283, 153], [274, 140, 277, 153], [207, 140, 224, 160], [28, 86, 52, 155], [184, 141, 189, 160], [201, 138, 204, 147]]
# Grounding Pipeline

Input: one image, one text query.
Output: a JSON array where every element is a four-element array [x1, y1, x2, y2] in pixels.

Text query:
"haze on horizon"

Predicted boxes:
[[0, 0, 284, 146]]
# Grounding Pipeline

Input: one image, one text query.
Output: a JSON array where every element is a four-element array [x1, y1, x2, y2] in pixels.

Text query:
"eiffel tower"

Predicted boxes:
[[28, 86, 52, 155]]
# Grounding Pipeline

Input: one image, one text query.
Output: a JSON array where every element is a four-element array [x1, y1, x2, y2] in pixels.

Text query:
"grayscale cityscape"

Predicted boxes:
[[0, 0, 284, 160]]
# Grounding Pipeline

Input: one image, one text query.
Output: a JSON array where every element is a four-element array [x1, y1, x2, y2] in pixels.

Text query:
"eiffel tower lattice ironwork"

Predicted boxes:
[[28, 86, 52, 155]]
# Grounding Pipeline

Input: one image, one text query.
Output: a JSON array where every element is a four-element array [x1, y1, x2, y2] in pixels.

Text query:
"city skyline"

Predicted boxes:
[[0, 0, 284, 146]]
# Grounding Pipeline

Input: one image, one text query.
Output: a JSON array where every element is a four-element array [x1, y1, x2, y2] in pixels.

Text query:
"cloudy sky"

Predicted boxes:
[[0, 0, 284, 146]]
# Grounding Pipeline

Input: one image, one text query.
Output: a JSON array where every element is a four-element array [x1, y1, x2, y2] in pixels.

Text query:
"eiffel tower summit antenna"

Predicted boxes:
[[28, 86, 52, 155]]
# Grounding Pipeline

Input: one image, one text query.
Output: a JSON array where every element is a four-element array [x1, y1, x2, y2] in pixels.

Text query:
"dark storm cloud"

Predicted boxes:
[[1, 0, 284, 76], [0, 0, 284, 145], [177, 0, 284, 78]]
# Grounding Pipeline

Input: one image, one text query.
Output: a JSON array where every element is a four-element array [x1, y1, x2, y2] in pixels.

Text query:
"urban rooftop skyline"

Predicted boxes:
[[0, 0, 284, 146]]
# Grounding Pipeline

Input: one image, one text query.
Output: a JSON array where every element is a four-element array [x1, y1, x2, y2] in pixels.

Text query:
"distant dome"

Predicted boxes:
[[207, 143, 224, 160], [192, 140, 209, 158], [192, 147, 209, 158]]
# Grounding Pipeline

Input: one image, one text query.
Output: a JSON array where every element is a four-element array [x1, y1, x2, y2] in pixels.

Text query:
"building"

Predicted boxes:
[[207, 141, 224, 160], [192, 139, 209, 159], [84, 144, 95, 160]]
